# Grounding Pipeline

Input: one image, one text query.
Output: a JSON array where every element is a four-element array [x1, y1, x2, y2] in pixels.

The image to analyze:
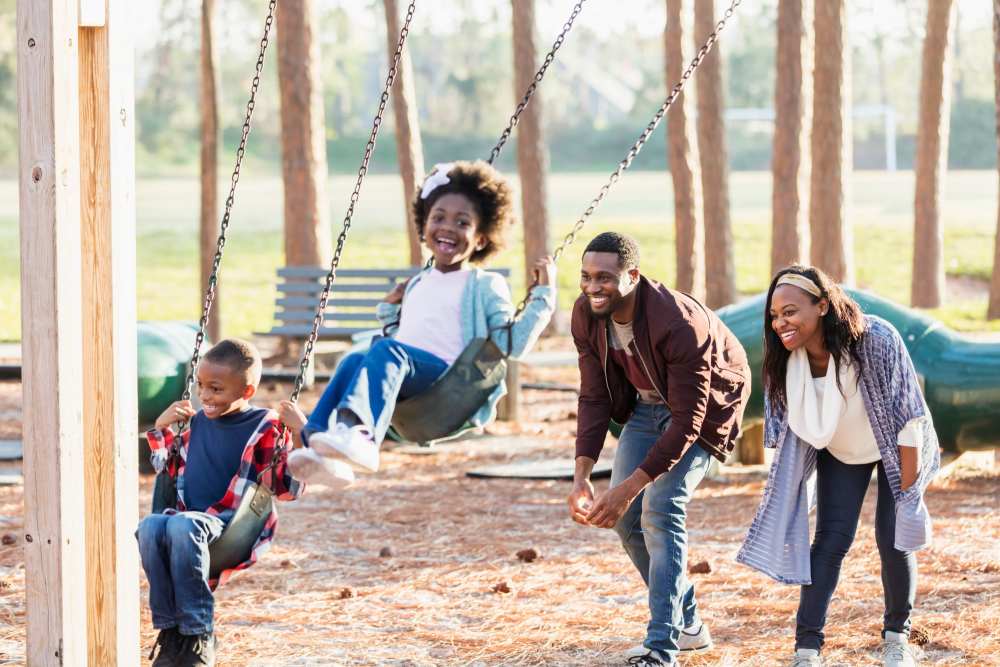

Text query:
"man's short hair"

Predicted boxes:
[[583, 232, 640, 269], [203, 338, 262, 386]]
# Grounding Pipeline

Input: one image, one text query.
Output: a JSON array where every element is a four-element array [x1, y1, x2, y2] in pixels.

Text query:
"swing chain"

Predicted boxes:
[[182, 0, 278, 402], [487, 0, 587, 165], [288, 0, 418, 405], [507, 0, 742, 321]]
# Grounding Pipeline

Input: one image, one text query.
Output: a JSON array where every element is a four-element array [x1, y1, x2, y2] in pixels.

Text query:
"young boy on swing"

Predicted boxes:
[[281, 160, 557, 480], [137, 339, 309, 666]]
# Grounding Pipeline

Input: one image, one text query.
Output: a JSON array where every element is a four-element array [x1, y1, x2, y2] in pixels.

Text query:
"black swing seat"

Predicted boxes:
[[152, 472, 274, 580], [390, 337, 508, 444]]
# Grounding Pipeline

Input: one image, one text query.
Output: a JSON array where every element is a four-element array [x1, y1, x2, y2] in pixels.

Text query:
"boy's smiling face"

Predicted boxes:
[[196, 360, 255, 419]]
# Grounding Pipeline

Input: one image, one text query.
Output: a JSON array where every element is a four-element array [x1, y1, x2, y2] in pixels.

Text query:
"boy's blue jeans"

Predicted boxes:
[[306, 337, 449, 445], [136, 511, 225, 635], [611, 403, 712, 661]]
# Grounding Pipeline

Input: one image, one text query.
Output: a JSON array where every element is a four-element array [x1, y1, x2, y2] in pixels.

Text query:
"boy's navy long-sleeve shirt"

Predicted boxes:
[[182, 407, 267, 512]]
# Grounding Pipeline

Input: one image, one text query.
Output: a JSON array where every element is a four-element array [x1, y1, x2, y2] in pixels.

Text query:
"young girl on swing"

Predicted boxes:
[[280, 160, 557, 481]]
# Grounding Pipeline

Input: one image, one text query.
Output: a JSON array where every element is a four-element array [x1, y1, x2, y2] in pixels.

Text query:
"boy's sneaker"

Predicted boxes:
[[309, 422, 380, 472], [287, 447, 355, 489], [149, 627, 181, 665], [626, 649, 675, 666], [175, 631, 216, 667], [791, 648, 823, 666], [625, 624, 712, 658], [881, 631, 917, 667]]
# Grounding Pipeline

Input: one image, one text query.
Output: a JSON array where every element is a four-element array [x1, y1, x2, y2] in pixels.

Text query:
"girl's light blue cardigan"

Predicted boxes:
[[375, 267, 556, 428], [736, 316, 941, 585]]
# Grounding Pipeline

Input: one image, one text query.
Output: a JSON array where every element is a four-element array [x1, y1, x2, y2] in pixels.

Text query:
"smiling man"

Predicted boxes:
[[567, 232, 751, 666]]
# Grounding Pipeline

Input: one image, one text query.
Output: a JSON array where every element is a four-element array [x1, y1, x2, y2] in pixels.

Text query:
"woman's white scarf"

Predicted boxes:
[[785, 347, 848, 448]]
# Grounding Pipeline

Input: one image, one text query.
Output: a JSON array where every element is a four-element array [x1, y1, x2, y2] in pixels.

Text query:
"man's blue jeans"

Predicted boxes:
[[611, 403, 712, 660], [136, 511, 226, 635], [306, 337, 450, 446]]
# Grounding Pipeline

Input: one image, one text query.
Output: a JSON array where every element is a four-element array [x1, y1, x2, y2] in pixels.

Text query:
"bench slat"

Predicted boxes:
[[276, 310, 379, 324], [263, 325, 374, 339], [276, 296, 383, 309], [276, 283, 394, 294]]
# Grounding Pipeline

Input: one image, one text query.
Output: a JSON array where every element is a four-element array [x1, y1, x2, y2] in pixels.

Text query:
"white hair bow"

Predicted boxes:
[[420, 162, 455, 199]]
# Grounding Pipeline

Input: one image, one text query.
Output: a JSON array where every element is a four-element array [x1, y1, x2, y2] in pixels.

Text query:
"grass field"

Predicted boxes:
[[0, 170, 998, 341]]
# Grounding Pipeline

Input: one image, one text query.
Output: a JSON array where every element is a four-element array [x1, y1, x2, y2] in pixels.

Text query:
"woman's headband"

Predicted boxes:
[[776, 273, 822, 298], [420, 162, 455, 199]]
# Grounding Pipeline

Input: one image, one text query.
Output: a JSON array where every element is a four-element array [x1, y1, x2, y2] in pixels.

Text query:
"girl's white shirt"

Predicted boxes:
[[394, 268, 471, 364]]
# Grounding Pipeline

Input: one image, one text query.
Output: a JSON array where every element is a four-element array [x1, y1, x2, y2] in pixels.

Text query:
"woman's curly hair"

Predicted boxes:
[[412, 160, 514, 264]]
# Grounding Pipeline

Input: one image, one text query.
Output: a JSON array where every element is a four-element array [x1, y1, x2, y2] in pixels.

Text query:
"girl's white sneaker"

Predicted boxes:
[[287, 447, 355, 489], [309, 423, 380, 472]]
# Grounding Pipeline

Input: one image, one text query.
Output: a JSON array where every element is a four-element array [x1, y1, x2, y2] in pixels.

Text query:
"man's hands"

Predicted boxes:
[[154, 400, 196, 431], [567, 478, 595, 525], [586, 470, 651, 528], [567, 457, 652, 529]]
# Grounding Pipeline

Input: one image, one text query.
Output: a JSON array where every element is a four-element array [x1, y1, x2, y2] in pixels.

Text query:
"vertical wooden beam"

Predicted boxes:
[[200, 0, 221, 343], [79, 0, 139, 663], [17, 0, 89, 664]]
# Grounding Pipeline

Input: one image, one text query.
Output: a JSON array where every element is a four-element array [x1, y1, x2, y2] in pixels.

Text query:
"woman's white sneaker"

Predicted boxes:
[[287, 447, 355, 489], [791, 648, 823, 666], [881, 631, 917, 667], [309, 423, 380, 472], [625, 624, 712, 659]]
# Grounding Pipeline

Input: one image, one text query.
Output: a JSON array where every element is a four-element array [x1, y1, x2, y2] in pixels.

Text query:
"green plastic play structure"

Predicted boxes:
[[136, 288, 999, 454], [716, 288, 1000, 453]]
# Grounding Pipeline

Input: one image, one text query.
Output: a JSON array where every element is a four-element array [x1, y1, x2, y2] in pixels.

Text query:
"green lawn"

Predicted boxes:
[[0, 170, 997, 342]]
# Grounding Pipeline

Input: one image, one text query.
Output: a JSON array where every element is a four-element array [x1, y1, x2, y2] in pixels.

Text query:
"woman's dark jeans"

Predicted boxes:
[[795, 449, 916, 651]]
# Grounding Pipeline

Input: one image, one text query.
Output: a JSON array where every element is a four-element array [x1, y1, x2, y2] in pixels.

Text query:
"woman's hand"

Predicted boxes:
[[154, 400, 195, 431], [533, 255, 557, 287], [898, 444, 920, 491]]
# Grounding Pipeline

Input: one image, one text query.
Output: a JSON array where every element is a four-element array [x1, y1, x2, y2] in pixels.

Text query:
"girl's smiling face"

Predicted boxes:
[[423, 193, 485, 272]]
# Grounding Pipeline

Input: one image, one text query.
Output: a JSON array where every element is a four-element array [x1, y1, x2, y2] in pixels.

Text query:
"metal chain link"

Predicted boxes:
[[487, 0, 587, 165], [288, 0, 418, 403], [507, 0, 742, 321], [182, 0, 278, 402]]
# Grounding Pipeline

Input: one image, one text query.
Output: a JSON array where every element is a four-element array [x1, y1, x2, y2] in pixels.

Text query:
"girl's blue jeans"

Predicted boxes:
[[306, 337, 450, 446]]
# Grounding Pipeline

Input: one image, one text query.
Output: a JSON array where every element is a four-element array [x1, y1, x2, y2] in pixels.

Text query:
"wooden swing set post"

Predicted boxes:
[[18, 0, 138, 664]]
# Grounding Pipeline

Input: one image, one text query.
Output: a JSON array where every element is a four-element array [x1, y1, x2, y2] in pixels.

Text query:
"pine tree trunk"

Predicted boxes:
[[988, 1, 1000, 319], [199, 0, 220, 342], [911, 0, 954, 309], [694, 0, 735, 308], [512, 0, 554, 332], [809, 0, 852, 283], [384, 0, 425, 266], [771, 0, 811, 276], [666, 0, 705, 299], [277, 0, 332, 267]]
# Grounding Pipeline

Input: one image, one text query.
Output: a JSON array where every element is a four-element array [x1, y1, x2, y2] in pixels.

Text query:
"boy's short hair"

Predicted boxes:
[[412, 160, 514, 264], [583, 231, 641, 270], [203, 338, 262, 387]]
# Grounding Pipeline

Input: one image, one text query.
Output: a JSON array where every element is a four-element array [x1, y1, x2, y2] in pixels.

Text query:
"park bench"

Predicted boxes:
[[261, 265, 521, 420]]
